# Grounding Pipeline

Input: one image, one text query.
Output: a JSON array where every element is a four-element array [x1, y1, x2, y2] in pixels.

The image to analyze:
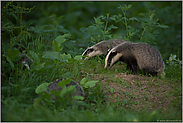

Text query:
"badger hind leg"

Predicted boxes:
[[129, 58, 138, 74], [126, 61, 138, 74]]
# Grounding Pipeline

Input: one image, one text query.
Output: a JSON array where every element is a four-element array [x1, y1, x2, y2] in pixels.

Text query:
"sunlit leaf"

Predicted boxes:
[[58, 79, 71, 88], [74, 55, 82, 60], [72, 96, 84, 100], [35, 83, 49, 94], [83, 80, 99, 88], [80, 76, 89, 86]]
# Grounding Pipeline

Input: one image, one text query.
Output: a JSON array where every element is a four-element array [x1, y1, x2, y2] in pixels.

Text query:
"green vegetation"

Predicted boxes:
[[1, 1, 182, 122]]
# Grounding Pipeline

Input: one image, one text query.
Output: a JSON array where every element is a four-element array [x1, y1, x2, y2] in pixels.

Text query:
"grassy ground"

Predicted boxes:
[[1, 56, 182, 122]]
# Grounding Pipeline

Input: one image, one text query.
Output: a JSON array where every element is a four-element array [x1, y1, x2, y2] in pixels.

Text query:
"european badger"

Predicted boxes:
[[105, 42, 165, 78], [44, 78, 84, 101], [82, 39, 127, 60], [18, 53, 34, 70]]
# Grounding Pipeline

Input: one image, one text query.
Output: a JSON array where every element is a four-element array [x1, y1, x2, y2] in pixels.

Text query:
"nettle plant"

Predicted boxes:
[[31, 35, 99, 109], [79, 13, 121, 48], [34, 76, 99, 110], [79, 4, 169, 50], [165, 54, 182, 80], [117, 4, 169, 44]]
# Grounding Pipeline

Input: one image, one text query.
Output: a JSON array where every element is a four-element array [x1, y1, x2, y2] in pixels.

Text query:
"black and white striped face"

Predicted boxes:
[[104, 48, 123, 69], [81, 39, 127, 60], [81, 46, 104, 60], [18, 53, 34, 70]]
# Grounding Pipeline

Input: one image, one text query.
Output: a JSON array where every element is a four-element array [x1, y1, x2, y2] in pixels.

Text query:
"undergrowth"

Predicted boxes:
[[1, 2, 182, 122]]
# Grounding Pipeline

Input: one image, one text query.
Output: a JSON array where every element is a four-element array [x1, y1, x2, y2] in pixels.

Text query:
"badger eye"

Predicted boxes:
[[110, 51, 117, 56], [84, 48, 94, 55]]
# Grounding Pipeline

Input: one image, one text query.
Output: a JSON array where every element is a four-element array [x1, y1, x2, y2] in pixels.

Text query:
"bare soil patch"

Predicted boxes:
[[83, 72, 175, 112]]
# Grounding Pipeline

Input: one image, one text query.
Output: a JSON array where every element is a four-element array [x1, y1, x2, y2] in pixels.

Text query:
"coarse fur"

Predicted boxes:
[[82, 39, 128, 60], [45, 78, 85, 100], [105, 42, 165, 78], [18, 53, 34, 70]]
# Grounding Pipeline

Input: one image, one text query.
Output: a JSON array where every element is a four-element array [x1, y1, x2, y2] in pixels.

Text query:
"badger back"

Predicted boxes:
[[132, 43, 165, 73]]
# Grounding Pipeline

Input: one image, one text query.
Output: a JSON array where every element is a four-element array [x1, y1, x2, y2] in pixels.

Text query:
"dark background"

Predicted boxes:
[[1, 1, 182, 60]]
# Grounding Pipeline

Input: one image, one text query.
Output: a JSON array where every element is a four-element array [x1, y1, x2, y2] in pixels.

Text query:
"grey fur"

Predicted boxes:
[[82, 39, 127, 59], [18, 53, 34, 70], [45, 78, 85, 100], [105, 42, 165, 78]]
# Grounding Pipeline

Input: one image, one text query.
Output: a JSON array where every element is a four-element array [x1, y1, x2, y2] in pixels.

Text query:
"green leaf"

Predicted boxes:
[[109, 25, 118, 30], [55, 35, 68, 47], [21, 87, 31, 92], [128, 4, 132, 9], [74, 55, 82, 60], [83, 80, 99, 88], [80, 76, 89, 86], [35, 83, 50, 94], [34, 63, 45, 71], [59, 86, 67, 97], [29, 51, 40, 63], [52, 39, 59, 52], [42, 51, 60, 60], [6, 56, 14, 71], [33, 98, 41, 108], [157, 24, 169, 28], [61, 72, 74, 78], [66, 85, 76, 92], [72, 96, 84, 100], [7, 50, 19, 61], [58, 79, 71, 88], [129, 17, 139, 21], [49, 91, 60, 97], [63, 34, 71, 38], [60, 53, 71, 62], [9, 81, 18, 87], [59, 85, 76, 97]]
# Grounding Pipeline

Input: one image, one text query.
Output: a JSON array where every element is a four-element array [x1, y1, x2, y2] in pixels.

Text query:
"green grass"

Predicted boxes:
[[1, 2, 182, 121], [2, 55, 182, 122]]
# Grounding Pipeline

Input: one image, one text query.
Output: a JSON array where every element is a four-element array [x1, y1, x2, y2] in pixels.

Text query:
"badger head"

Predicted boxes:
[[18, 53, 34, 70], [104, 48, 123, 69], [82, 46, 104, 60]]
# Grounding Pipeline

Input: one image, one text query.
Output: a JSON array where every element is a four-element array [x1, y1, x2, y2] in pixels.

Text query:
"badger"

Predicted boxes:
[[82, 39, 127, 60], [18, 53, 34, 70], [45, 78, 85, 100], [105, 42, 165, 78]]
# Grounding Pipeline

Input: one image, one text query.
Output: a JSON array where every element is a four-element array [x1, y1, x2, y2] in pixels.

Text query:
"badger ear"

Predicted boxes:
[[107, 49, 111, 54]]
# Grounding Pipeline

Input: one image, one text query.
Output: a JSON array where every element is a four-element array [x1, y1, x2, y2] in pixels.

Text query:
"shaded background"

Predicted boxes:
[[2, 1, 182, 60]]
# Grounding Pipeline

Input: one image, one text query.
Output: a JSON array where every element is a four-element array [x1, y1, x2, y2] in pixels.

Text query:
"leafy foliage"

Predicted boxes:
[[1, 1, 182, 122]]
